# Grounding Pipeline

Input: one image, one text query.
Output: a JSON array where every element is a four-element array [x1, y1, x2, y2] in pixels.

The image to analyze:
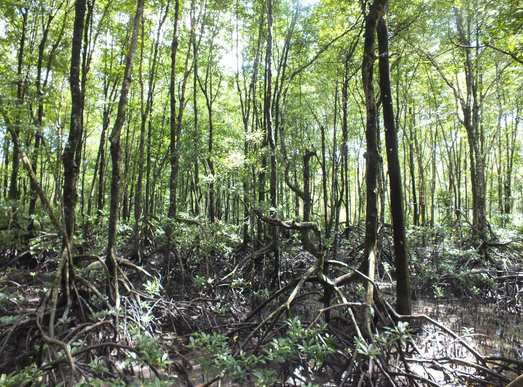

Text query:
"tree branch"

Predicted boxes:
[[252, 207, 318, 231]]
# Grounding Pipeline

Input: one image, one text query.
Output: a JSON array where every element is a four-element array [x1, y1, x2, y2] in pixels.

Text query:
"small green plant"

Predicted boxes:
[[355, 337, 381, 358], [265, 337, 293, 362], [383, 321, 412, 346], [0, 364, 45, 387], [89, 358, 108, 374], [479, 272, 496, 289], [434, 285, 444, 297], [188, 318, 335, 383], [130, 333, 172, 369], [253, 369, 278, 387], [78, 376, 175, 387], [187, 332, 229, 376], [232, 277, 251, 288], [144, 278, 162, 296], [470, 286, 480, 296], [265, 317, 335, 371], [194, 275, 214, 289], [371, 321, 413, 361], [253, 288, 270, 298]]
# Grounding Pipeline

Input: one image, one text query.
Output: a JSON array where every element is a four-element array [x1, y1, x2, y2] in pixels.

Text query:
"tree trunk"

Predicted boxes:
[[8, 8, 28, 203], [361, 0, 388, 334], [377, 15, 411, 315], [197, 18, 220, 224], [135, 28, 147, 262], [407, 109, 418, 226], [2, 140, 8, 199], [168, 0, 186, 218], [107, 0, 144, 274], [134, 5, 167, 261], [320, 123, 329, 239], [30, 3, 66, 220], [341, 55, 350, 224], [63, 0, 86, 247], [454, 8, 488, 239], [236, 11, 262, 247], [264, 0, 280, 276], [505, 113, 518, 215]]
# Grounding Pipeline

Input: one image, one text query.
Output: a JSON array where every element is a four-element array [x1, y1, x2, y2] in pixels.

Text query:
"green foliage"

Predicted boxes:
[[75, 378, 126, 387], [0, 201, 28, 248], [143, 278, 162, 296], [252, 369, 278, 387], [231, 277, 251, 301], [134, 334, 171, 368], [89, 358, 108, 374], [194, 275, 215, 290], [281, 317, 335, 369], [383, 321, 412, 347], [434, 286, 444, 298], [359, 321, 414, 362], [355, 337, 381, 358], [0, 314, 21, 325], [188, 318, 335, 383], [253, 288, 271, 299], [0, 364, 45, 387]]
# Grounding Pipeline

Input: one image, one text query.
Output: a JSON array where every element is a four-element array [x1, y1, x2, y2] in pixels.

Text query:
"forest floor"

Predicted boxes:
[[1, 225, 523, 386]]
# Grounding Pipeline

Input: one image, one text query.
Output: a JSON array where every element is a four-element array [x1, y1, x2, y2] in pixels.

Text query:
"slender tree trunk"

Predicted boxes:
[[168, 0, 184, 218], [320, 124, 329, 239], [197, 19, 220, 223], [107, 0, 144, 274], [237, 9, 263, 247], [505, 113, 518, 214], [135, 3, 169, 261], [361, 0, 387, 334], [328, 85, 340, 236], [2, 140, 8, 199], [407, 109, 418, 226], [88, 69, 119, 218], [454, 8, 488, 239], [63, 0, 86, 248], [135, 28, 147, 262], [192, 10, 200, 218], [341, 55, 350, 225], [430, 126, 437, 226], [414, 124, 426, 226], [96, 97, 111, 212], [264, 0, 280, 276], [30, 3, 66, 220], [377, 15, 411, 315], [9, 8, 28, 202]]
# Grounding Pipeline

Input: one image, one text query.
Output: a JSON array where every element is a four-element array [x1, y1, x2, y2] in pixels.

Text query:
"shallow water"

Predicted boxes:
[[414, 298, 523, 359]]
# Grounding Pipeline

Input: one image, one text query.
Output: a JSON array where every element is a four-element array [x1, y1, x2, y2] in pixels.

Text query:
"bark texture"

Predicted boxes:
[[63, 0, 86, 247]]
